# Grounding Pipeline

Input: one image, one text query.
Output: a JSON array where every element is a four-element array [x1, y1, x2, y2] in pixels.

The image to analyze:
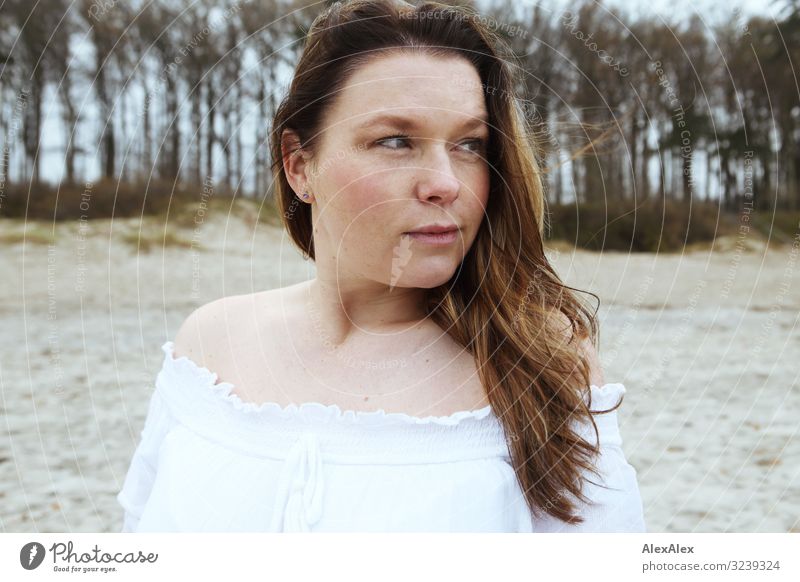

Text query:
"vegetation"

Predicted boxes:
[[1, 0, 798, 252]]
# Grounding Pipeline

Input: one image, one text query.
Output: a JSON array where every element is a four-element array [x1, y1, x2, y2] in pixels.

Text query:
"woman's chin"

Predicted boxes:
[[389, 264, 458, 289]]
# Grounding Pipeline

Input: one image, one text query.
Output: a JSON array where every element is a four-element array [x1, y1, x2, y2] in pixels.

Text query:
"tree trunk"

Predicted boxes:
[[192, 85, 202, 184], [256, 81, 265, 196], [23, 79, 42, 184], [223, 109, 232, 191], [96, 65, 115, 179], [553, 149, 562, 205], [572, 158, 581, 204], [629, 112, 639, 199], [681, 144, 692, 201], [166, 75, 179, 180], [723, 154, 734, 211], [59, 78, 78, 184], [206, 84, 216, 181], [234, 84, 242, 193], [143, 80, 152, 180]]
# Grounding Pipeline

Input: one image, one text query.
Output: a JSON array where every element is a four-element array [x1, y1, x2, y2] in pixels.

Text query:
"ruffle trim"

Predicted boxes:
[[160, 341, 494, 427], [160, 341, 626, 427]]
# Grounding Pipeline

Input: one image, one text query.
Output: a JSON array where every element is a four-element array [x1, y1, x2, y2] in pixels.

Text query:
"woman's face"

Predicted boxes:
[[300, 51, 490, 289]]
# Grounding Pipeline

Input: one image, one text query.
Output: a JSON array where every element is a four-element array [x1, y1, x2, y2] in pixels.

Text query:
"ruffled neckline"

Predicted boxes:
[[160, 341, 496, 427]]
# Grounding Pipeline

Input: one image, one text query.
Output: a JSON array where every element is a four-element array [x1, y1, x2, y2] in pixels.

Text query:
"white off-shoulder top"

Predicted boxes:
[[115, 341, 647, 533]]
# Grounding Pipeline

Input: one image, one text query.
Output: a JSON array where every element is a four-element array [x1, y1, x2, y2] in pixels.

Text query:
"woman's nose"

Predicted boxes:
[[414, 145, 461, 204]]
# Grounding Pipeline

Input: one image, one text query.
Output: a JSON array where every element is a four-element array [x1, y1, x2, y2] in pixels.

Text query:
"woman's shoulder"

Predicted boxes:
[[172, 295, 234, 367], [172, 286, 296, 366]]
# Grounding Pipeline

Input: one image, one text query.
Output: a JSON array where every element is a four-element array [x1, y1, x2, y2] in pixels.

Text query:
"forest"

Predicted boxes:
[[1, 0, 799, 250]]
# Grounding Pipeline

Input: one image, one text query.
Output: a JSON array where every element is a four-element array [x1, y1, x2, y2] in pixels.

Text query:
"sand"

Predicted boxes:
[[1, 204, 798, 532]]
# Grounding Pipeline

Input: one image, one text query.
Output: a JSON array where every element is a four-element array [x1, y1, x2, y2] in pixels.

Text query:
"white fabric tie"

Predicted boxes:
[[270, 432, 325, 532]]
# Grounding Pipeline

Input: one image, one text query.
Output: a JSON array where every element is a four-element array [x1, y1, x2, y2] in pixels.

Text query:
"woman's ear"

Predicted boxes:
[[281, 128, 313, 201]]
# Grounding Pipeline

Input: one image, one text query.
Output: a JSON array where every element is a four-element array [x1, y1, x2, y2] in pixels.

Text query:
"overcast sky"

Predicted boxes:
[[484, 0, 780, 24], [586, 0, 776, 21]]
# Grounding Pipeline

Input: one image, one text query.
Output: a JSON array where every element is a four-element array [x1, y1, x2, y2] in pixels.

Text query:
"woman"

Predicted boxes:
[[116, 0, 646, 532]]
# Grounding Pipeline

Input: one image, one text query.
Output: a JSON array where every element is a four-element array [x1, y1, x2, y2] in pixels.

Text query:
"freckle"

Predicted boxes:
[[364, 396, 369, 401]]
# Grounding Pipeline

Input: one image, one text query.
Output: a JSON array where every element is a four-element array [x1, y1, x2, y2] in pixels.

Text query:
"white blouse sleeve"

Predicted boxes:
[[531, 383, 647, 532], [116, 387, 176, 532]]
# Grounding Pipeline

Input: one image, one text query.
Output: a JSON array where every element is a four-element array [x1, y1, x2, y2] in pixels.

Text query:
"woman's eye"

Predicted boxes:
[[375, 135, 487, 154], [376, 135, 411, 149], [458, 138, 488, 154]]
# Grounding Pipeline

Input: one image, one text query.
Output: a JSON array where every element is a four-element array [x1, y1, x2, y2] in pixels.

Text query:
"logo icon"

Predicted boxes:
[[20, 542, 46, 570], [389, 234, 413, 291]]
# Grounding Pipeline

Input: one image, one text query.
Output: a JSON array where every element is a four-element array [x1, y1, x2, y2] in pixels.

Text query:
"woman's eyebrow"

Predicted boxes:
[[354, 112, 489, 131]]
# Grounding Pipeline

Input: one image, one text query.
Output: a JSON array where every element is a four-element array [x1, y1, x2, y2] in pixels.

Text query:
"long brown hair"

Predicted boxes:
[[268, 0, 620, 525]]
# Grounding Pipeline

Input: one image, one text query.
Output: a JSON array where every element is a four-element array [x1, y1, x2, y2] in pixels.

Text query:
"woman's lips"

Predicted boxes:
[[402, 229, 459, 245]]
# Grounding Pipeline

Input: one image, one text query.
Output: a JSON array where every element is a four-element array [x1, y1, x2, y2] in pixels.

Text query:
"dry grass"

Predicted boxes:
[[545, 199, 745, 252], [119, 228, 197, 253], [7, 180, 789, 253], [0, 192, 280, 253], [0, 225, 56, 246]]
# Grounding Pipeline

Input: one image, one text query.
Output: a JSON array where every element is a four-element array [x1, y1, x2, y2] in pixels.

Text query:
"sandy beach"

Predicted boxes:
[[1, 201, 798, 532]]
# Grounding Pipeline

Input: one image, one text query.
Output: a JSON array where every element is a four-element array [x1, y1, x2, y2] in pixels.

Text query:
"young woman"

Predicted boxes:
[[117, 0, 646, 532]]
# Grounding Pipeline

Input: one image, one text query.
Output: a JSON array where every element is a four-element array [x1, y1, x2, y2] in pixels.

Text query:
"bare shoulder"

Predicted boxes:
[[172, 291, 269, 366]]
